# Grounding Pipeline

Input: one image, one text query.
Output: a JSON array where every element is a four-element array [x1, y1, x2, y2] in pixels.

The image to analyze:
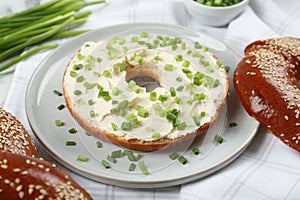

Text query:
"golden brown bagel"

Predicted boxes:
[[0, 151, 92, 200], [0, 107, 36, 157], [234, 37, 300, 153]]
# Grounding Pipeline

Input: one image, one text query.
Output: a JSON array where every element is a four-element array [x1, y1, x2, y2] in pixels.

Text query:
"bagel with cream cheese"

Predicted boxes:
[[63, 32, 230, 151]]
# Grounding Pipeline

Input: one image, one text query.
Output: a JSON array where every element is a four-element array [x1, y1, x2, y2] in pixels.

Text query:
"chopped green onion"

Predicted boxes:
[[182, 60, 190, 68], [134, 55, 143, 64], [128, 163, 136, 171], [135, 105, 149, 118], [57, 104, 65, 110], [159, 94, 168, 102], [111, 150, 122, 158], [140, 32, 149, 38], [66, 141, 76, 146], [169, 152, 179, 160], [101, 160, 110, 169], [138, 161, 150, 175], [195, 42, 202, 49], [176, 77, 182, 82], [181, 42, 186, 50], [174, 97, 181, 104], [150, 91, 157, 101], [119, 63, 126, 72], [175, 54, 183, 62], [112, 87, 121, 96], [128, 80, 136, 90], [154, 55, 160, 61], [123, 150, 133, 156], [225, 66, 231, 72], [107, 155, 116, 163], [77, 155, 89, 162], [192, 147, 200, 155], [88, 99, 94, 105], [194, 93, 206, 101], [151, 132, 160, 140], [76, 75, 85, 83], [68, 128, 77, 134], [103, 70, 112, 78], [110, 122, 117, 131], [164, 64, 174, 71], [176, 85, 184, 92], [96, 141, 102, 148], [214, 135, 224, 144], [73, 90, 82, 96], [55, 120, 64, 127], [178, 156, 188, 165], [53, 90, 62, 96], [73, 64, 83, 70], [170, 87, 176, 97], [176, 122, 187, 130], [112, 100, 118, 105], [70, 71, 77, 77], [90, 110, 96, 118], [229, 122, 238, 127]]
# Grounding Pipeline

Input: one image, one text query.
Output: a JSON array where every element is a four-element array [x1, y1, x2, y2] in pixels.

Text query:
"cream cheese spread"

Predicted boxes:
[[63, 32, 228, 141]]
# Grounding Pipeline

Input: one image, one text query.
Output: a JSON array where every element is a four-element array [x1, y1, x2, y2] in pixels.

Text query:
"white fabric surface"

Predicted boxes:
[[3, 0, 300, 199]]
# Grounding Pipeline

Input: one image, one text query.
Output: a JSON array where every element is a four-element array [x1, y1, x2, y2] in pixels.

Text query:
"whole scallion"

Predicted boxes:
[[0, 0, 106, 72]]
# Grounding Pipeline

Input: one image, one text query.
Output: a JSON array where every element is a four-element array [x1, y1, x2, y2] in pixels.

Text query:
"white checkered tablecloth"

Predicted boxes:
[[3, 0, 300, 199]]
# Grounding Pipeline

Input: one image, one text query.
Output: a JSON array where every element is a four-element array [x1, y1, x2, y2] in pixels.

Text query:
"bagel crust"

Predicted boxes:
[[0, 107, 36, 157], [63, 33, 229, 151], [234, 37, 300, 153]]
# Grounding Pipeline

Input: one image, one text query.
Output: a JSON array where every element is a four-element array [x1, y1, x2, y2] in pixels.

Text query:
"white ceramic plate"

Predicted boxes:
[[25, 23, 259, 188]]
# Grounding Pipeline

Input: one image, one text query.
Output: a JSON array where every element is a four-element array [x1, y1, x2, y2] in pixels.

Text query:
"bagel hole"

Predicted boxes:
[[127, 76, 160, 92]]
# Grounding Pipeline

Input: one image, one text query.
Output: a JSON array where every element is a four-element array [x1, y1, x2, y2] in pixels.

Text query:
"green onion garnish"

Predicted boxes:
[[194, 93, 206, 101], [159, 94, 168, 102], [123, 150, 133, 156], [135, 105, 149, 118], [111, 150, 122, 158], [170, 87, 176, 97], [119, 63, 126, 72], [178, 156, 188, 165], [169, 152, 179, 160], [76, 75, 85, 83], [55, 120, 64, 127], [68, 128, 77, 134], [96, 141, 102, 148], [73, 64, 83, 70], [88, 99, 94, 105], [128, 80, 136, 90], [107, 155, 117, 163], [229, 122, 238, 127], [151, 132, 160, 140], [225, 66, 231, 72], [66, 141, 76, 146], [174, 97, 181, 104], [101, 160, 110, 169], [200, 111, 206, 117], [154, 55, 160, 61], [192, 147, 200, 155], [90, 110, 96, 118], [164, 64, 174, 71], [111, 122, 118, 131], [73, 90, 82, 96], [138, 161, 150, 175], [57, 104, 65, 110], [112, 87, 121, 96], [176, 77, 183, 82], [150, 91, 157, 101], [176, 122, 187, 130], [182, 60, 190, 68], [214, 135, 224, 144], [70, 71, 77, 77], [128, 163, 136, 171], [134, 55, 144, 64], [103, 70, 112, 78], [77, 155, 89, 162], [176, 85, 184, 92], [53, 90, 62, 96], [175, 54, 183, 62]]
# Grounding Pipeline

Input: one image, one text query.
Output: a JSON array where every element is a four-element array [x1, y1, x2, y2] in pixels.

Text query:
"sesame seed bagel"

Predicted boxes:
[[0, 107, 36, 157], [234, 37, 300, 153], [63, 32, 229, 151], [0, 151, 92, 200]]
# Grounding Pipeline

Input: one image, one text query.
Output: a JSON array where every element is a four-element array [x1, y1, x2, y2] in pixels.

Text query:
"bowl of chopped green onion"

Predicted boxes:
[[183, 0, 249, 26]]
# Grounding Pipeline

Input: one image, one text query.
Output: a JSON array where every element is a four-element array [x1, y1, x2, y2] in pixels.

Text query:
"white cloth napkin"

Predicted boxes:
[[3, 0, 300, 199]]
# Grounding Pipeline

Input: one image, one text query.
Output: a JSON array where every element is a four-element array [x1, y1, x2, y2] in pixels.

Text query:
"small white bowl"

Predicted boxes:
[[183, 0, 249, 26]]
